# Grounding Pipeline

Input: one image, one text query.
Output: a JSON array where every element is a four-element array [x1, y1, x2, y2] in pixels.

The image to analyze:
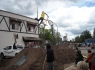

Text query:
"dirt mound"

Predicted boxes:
[[54, 47, 76, 64], [52, 44, 76, 70], [5, 48, 46, 70], [0, 44, 76, 70]]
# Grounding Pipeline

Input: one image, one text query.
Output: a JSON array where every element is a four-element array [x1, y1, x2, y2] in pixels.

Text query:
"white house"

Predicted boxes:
[[0, 10, 41, 51]]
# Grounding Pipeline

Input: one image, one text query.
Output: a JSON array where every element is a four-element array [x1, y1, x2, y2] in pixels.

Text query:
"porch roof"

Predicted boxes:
[[23, 36, 42, 42]]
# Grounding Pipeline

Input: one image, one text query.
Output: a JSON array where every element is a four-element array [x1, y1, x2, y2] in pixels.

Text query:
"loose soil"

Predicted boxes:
[[0, 44, 76, 70]]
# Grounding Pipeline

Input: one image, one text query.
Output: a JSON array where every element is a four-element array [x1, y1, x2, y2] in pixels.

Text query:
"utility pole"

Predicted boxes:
[[37, 7, 38, 19], [51, 25, 55, 45], [37, 7, 40, 35], [51, 25, 53, 36]]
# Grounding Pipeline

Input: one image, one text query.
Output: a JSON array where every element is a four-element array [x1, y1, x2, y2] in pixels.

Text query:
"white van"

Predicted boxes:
[[0, 44, 24, 59]]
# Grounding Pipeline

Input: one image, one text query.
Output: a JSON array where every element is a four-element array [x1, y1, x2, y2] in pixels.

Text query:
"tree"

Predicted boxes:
[[93, 28, 95, 38], [75, 36, 80, 43], [54, 32, 61, 44], [44, 29, 53, 41], [39, 27, 45, 40], [74, 30, 92, 43], [39, 28, 53, 44], [80, 30, 92, 42], [39, 27, 61, 45]]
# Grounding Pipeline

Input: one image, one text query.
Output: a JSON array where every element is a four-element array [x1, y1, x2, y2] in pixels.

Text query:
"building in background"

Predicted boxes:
[[63, 36, 67, 41], [0, 10, 42, 51], [63, 33, 68, 41], [85, 38, 95, 43], [62, 33, 68, 44]]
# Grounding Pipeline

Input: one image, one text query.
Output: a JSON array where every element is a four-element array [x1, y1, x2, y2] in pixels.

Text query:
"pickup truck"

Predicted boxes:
[[1, 45, 24, 59]]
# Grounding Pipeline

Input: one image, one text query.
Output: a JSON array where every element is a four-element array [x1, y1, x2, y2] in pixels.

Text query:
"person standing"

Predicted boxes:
[[86, 49, 92, 70], [91, 51, 95, 70], [75, 50, 83, 65], [46, 44, 54, 70], [13, 43, 17, 49]]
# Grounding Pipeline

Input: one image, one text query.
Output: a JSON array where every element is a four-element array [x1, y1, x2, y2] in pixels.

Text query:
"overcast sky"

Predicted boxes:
[[0, 0, 95, 40]]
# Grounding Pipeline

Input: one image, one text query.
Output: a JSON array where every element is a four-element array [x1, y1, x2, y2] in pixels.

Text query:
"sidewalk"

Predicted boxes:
[[65, 65, 77, 70], [79, 47, 91, 50], [64, 62, 89, 70], [64, 63, 77, 70]]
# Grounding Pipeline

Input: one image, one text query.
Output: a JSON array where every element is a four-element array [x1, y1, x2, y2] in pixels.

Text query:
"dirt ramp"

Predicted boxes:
[[52, 44, 76, 70], [0, 44, 76, 70], [6, 48, 46, 70]]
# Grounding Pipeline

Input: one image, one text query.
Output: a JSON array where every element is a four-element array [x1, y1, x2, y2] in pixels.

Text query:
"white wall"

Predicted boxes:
[[0, 31, 39, 52], [0, 16, 9, 30]]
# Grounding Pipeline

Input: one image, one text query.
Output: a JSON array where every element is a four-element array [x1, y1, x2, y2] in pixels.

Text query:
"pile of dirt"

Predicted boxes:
[[0, 44, 76, 70], [3, 48, 46, 70], [52, 44, 76, 70]]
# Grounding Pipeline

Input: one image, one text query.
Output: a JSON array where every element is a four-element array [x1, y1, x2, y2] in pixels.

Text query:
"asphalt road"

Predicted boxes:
[[81, 50, 88, 56], [79, 47, 93, 56]]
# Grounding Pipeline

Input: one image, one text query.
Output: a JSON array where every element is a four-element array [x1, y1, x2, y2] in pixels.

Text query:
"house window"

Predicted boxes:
[[12, 22, 19, 30], [28, 25, 34, 32], [5, 46, 12, 50], [10, 18, 21, 30], [27, 22, 37, 32]]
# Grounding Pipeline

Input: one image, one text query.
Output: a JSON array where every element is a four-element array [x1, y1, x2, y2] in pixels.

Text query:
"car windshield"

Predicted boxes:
[[16, 45, 23, 49], [5, 46, 12, 50]]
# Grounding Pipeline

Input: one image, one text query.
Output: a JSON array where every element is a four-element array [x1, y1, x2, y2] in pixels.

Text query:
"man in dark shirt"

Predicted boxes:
[[46, 44, 54, 70], [13, 43, 17, 49], [75, 50, 83, 65]]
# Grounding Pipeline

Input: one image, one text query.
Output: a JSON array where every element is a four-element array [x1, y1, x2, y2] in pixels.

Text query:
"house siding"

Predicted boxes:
[[0, 10, 39, 52]]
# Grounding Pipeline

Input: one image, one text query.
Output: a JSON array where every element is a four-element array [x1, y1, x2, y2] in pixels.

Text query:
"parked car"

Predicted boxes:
[[0, 45, 24, 59]]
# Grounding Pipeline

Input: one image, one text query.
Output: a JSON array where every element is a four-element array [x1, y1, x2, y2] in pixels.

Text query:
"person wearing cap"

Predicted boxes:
[[46, 44, 54, 70]]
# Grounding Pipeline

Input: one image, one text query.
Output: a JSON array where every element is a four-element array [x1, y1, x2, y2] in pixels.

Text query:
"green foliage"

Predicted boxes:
[[74, 30, 92, 43], [75, 36, 80, 43], [39, 28, 53, 43], [39, 27, 61, 44], [44, 29, 53, 41]]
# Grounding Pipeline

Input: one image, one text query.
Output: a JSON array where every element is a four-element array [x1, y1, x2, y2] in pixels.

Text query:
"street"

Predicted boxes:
[[79, 47, 92, 56]]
